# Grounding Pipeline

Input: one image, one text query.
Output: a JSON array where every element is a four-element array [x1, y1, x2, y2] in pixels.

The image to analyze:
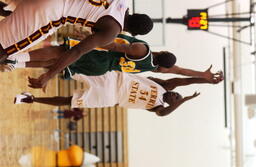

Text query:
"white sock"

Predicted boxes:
[[8, 52, 30, 62]]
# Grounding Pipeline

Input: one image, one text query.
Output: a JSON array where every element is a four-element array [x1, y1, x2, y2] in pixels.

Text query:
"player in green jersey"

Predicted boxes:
[[1, 34, 221, 88]]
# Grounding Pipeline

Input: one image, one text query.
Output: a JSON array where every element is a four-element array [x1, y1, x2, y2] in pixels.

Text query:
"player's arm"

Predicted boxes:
[[164, 76, 223, 90], [148, 92, 200, 117], [48, 17, 120, 74], [28, 16, 121, 89], [155, 65, 223, 84], [149, 74, 223, 91], [147, 77, 166, 86], [102, 42, 148, 59]]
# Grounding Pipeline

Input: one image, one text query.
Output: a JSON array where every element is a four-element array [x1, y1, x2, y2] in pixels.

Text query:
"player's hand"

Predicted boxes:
[[203, 65, 224, 84], [28, 74, 49, 92], [191, 91, 200, 98], [184, 91, 200, 101], [212, 70, 224, 84], [202, 65, 215, 82]]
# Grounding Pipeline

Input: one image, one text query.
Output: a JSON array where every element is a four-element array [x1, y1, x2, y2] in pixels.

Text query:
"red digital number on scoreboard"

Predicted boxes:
[[187, 10, 208, 30]]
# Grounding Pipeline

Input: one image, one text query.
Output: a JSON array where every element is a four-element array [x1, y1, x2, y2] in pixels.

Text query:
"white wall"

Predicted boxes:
[[128, 1, 234, 167]]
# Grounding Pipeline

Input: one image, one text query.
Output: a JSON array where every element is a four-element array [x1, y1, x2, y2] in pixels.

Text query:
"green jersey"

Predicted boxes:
[[64, 34, 156, 79]]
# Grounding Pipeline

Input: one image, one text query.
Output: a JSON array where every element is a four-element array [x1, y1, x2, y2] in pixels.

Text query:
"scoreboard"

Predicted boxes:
[[187, 9, 209, 31]]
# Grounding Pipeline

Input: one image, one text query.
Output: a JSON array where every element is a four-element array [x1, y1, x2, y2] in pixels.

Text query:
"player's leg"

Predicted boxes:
[[21, 45, 64, 68], [1, 45, 65, 71], [14, 92, 72, 106], [29, 45, 65, 62], [34, 96, 72, 106], [0, 59, 56, 72], [25, 59, 57, 68], [8, 45, 65, 62]]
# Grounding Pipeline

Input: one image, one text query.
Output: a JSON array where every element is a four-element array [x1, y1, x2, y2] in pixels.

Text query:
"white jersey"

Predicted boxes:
[[117, 73, 166, 109], [64, 0, 127, 29], [0, 0, 128, 56], [71, 71, 166, 110], [71, 71, 120, 108]]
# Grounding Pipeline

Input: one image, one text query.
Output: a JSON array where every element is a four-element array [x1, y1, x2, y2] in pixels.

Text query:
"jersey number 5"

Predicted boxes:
[[88, 0, 110, 9]]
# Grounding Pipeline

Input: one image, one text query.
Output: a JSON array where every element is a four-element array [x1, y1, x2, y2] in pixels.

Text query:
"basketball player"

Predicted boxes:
[[1, 34, 176, 74], [0, 0, 153, 84], [15, 71, 223, 116], [1, 34, 222, 86]]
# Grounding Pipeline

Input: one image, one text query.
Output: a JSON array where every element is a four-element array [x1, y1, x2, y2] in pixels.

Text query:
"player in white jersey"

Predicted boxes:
[[15, 71, 223, 116], [0, 0, 153, 85]]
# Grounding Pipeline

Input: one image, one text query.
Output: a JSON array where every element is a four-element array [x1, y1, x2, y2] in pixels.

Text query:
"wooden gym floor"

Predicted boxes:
[[0, 54, 59, 167], [0, 2, 58, 167]]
